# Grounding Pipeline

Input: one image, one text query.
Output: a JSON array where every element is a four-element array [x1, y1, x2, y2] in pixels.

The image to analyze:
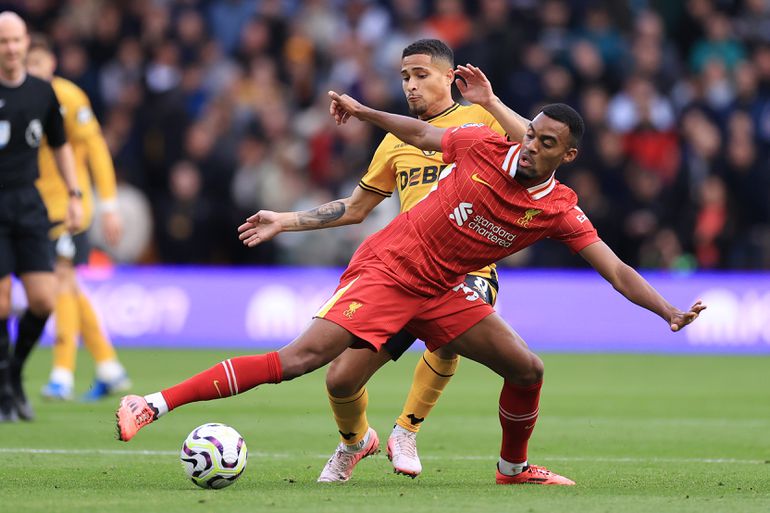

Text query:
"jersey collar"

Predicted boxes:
[[424, 102, 460, 123], [504, 146, 557, 200], [0, 71, 27, 88], [526, 172, 557, 200]]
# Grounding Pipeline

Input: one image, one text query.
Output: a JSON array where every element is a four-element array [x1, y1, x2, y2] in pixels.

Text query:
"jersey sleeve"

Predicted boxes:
[[476, 106, 506, 137], [359, 136, 395, 197], [65, 87, 101, 144], [550, 205, 601, 253], [440, 124, 494, 164], [43, 85, 66, 148]]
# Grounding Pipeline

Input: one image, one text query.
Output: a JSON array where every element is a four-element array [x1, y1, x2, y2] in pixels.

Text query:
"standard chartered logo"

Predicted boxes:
[[449, 202, 473, 226], [449, 201, 516, 247]]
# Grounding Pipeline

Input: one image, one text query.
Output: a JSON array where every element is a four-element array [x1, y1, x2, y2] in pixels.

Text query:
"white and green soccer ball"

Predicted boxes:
[[180, 423, 248, 489]]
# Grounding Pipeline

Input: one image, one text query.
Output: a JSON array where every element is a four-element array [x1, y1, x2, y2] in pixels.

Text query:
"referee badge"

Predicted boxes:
[[25, 119, 43, 148], [0, 120, 9, 148]]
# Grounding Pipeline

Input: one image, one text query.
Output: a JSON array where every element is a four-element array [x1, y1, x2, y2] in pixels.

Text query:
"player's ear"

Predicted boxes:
[[445, 66, 455, 86], [562, 147, 578, 164]]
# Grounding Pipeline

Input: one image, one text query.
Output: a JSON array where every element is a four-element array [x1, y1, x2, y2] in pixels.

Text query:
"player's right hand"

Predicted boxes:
[[66, 197, 84, 233], [454, 64, 495, 107], [328, 91, 363, 125], [238, 210, 283, 247], [102, 211, 123, 247]]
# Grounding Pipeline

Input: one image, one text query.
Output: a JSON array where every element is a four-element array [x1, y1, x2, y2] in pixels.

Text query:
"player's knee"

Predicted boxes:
[[26, 295, 54, 317], [0, 280, 10, 317], [433, 346, 458, 360], [0, 296, 10, 318], [325, 359, 362, 397], [502, 351, 543, 386], [54, 267, 78, 294], [517, 353, 544, 385], [529, 353, 545, 383]]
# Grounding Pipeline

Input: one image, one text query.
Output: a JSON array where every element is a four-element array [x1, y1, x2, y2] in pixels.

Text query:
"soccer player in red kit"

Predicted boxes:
[[116, 95, 705, 486]]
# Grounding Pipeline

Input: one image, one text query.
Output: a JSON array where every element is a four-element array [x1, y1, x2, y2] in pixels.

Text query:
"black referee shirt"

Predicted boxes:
[[0, 74, 66, 189]]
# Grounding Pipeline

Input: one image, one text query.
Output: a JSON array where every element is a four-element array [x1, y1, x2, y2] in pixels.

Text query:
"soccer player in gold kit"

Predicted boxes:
[[27, 35, 130, 401], [245, 39, 529, 481]]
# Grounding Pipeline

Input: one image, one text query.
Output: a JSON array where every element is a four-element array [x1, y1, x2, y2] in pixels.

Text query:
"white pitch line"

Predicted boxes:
[[0, 447, 765, 465]]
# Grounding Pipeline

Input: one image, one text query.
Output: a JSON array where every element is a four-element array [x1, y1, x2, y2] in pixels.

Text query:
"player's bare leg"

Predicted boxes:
[[318, 346, 391, 482], [446, 313, 575, 485], [116, 318, 357, 441]]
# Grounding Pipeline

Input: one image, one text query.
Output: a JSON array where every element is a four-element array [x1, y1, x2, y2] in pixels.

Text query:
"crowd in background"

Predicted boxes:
[[8, 0, 770, 269]]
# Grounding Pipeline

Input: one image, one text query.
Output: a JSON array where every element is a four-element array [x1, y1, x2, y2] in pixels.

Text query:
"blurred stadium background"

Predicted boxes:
[[5, 0, 770, 351]]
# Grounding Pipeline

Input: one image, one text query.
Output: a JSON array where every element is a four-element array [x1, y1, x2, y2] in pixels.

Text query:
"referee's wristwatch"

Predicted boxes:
[[68, 189, 83, 199]]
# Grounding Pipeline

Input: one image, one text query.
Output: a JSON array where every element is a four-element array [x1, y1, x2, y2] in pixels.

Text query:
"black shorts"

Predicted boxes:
[[50, 230, 91, 266], [382, 272, 500, 361], [0, 185, 54, 277]]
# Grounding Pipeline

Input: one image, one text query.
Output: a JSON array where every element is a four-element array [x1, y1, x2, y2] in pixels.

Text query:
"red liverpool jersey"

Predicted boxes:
[[360, 124, 601, 296]]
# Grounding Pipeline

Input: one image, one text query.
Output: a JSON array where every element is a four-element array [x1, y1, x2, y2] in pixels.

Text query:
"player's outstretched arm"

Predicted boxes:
[[579, 241, 707, 332], [454, 64, 529, 142], [238, 185, 385, 247], [328, 91, 446, 152], [87, 132, 123, 246]]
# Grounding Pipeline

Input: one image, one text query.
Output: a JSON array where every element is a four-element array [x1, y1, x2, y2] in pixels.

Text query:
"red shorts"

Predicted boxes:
[[316, 249, 494, 352]]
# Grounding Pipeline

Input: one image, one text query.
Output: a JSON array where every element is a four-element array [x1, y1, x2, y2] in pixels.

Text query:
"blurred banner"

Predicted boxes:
[[11, 267, 768, 353]]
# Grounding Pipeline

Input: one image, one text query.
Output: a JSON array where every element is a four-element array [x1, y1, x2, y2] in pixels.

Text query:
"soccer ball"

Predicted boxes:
[[180, 423, 248, 489]]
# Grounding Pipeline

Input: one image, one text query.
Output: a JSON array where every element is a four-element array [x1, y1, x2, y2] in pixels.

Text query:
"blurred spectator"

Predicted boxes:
[[155, 161, 213, 264], [692, 175, 735, 268], [607, 75, 676, 134], [689, 11, 746, 74], [424, 0, 472, 49], [734, 0, 770, 46]]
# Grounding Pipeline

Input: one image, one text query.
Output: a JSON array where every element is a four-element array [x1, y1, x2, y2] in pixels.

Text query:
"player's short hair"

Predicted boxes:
[[28, 33, 53, 54], [402, 39, 454, 67], [540, 103, 585, 148]]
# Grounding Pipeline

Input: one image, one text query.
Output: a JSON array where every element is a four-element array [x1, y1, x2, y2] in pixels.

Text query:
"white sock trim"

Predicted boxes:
[[342, 429, 370, 453], [392, 424, 412, 436], [96, 360, 126, 383], [144, 392, 169, 417], [498, 458, 528, 476], [50, 367, 74, 388]]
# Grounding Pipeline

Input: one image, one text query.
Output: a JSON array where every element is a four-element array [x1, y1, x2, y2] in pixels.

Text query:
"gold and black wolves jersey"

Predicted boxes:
[[358, 102, 505, 280], [36, 77, 117, 237]]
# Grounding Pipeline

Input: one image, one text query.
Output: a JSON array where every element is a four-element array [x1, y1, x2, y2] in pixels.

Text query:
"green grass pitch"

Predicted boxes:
[[1, 348, 768, 513]]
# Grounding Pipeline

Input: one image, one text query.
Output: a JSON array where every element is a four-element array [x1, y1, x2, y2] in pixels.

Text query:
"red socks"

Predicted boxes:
[[161, 352, 282, 411], [499, 380, 542, 463]]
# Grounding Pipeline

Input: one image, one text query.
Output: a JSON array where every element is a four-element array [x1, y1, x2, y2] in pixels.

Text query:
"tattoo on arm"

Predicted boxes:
[[297, 201, 346, 226]]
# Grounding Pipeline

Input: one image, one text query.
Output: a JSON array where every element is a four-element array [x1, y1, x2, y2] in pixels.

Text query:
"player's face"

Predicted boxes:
[[517, 113, 578, 182], [0, 16, 29, 75], [400, 53, 454, 119], [26, 48, 56, 81]]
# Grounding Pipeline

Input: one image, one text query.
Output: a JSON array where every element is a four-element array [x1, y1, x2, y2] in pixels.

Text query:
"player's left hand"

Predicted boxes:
[[455, 64, 495, 106], [101, 210, 123, 247], [238, 210, 283, 247], [66, 198, 84, 233], [669, 300, 707, 332]]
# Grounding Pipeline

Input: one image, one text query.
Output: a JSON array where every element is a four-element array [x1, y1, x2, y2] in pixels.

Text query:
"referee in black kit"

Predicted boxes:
[[0, 11, 82, 422]]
